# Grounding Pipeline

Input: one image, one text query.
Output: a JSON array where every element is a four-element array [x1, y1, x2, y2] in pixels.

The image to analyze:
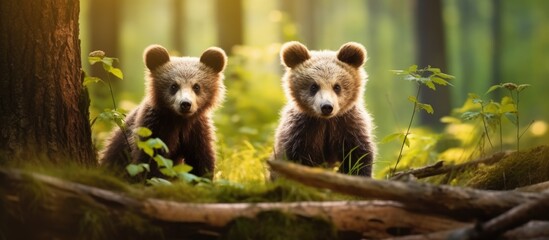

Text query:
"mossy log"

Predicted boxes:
[[390, 151, 512, 180], [0, 168, 467, 239], [268, 160, 547, 220]]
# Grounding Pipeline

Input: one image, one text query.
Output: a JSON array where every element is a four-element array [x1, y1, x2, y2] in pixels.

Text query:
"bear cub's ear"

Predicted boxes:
[[200, 47, 227, 73], [337, 42, 367, 68], [281, 41, 311, 68], [144, 45, 171, 71]]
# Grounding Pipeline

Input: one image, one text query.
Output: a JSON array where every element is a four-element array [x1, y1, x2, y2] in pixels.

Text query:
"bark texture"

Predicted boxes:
[[0, 168, 468, 239], [0, 0, 95, 165]]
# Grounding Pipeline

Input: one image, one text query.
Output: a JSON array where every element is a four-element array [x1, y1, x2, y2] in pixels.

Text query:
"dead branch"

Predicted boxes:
[[516, 180, 549, 192], [447, 189, 549, 240], [0, 168, 467, 239], [383, 221, 549, 240], [391, 151, 512, 180], [268, 159, 543, 220]]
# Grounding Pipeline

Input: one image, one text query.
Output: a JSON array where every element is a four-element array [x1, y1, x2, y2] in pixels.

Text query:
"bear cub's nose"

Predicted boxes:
[[180, 101, 192, 112], [321, 104, 333, 115]]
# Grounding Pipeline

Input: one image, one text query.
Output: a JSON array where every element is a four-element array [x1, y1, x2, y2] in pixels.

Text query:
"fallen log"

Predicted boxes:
[[516, 180, 549, 192], [391, 151, 512, 180], [0, 168, 467, 239], [383, 221, 549, 240], [447, 189, 549, 240], [268, 160, 544, 220]]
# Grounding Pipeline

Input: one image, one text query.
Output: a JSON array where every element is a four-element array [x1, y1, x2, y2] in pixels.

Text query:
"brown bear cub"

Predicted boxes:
[[273, 41, 376, 177], [100, 44, 227, 178]]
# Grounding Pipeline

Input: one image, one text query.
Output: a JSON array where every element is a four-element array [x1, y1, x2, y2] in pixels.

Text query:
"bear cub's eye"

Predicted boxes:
[[169, 83, 179, 95], [193, 83, 201, 93], [333, 84, 341, 94], [310, 83, 319, 95]]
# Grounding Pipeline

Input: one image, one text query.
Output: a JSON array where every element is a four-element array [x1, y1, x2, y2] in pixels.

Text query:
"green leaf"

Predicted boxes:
[[173, 163, 193, 173], [486, 85, 502, 94], [126, 164, 144, 176], [435, 72, 454, 79], [427, 67, 441, 73], [109, 68, 124, 80], [160, 167, 177, 177], [517, 84, 531, 92], [147, 177, 172, 186], [407, 96, 418, 104], [461, 111, 480, 121], [135, 127, 152, 137], [177, 172, 199, 183], [88, 56, 103, 65], [419, 103, 434, 114], [137, 141, 154, 157], [101, 57, 114, 67], [432, 76, 449, 86], [83, 76, 104, 87], [145, 138, 169, 152], [154, 155, 173, 168], [425, 81, 436, 90], [407, 65, 418, 72], [381, 132, 404, 144]]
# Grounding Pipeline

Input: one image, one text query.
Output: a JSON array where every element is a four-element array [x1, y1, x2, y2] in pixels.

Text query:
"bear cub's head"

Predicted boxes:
[[280, 41, 367, 118], [143, 44, 227, 117]]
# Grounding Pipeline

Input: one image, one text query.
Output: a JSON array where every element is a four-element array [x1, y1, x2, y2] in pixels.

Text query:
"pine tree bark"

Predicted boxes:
[[0, 0, 96, 165]]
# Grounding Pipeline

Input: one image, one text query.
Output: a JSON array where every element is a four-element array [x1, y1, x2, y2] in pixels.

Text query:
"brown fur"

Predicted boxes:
[[274, 41, 376, 177], [100, 44, 227, 178]]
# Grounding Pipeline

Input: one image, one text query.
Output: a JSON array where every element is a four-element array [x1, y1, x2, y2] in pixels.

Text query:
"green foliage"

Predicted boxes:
[[126, 127, 203, 185], [386, 65, 453, 177]]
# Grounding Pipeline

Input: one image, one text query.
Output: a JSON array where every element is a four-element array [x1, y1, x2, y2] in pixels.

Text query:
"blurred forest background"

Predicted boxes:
[[80, 0, 549, 179]]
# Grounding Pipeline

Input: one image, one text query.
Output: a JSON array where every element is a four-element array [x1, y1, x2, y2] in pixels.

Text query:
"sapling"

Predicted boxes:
[[386, 65, 453, 177]]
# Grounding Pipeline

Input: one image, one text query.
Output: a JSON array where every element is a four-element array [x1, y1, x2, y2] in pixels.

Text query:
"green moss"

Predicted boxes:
[[222, 211, 337, 240], [78, 205, 163, 240], [466, 145, 549, 190]]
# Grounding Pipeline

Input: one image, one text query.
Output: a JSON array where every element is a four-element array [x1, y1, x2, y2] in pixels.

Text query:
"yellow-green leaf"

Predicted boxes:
[[425, 81, 436, 90], [110, 68, 124, 80], [135, 127, 152, 137], [420, 103, 434, 114], [381, 132, 404, 144], [173, 163, 193, 173], [486, 85, 502, 94]]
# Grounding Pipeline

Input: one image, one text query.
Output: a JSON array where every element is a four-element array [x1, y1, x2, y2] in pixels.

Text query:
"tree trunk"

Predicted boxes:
[[279, 0, 317, 48], [0, 0, 95, 165], [415, 0, 451, 129], [88, 0, 121, 76], [215, 0, 243, 55], [172, 0, 186, 54]]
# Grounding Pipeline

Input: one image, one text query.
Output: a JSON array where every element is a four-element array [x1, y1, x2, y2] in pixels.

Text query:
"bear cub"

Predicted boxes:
[[273, 41, 376, 177], [100, 44, 227, 178]]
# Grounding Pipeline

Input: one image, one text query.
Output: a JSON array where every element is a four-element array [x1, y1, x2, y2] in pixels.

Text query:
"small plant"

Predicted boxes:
[[486, 83, 531, 152], [462, 93, 516, 152], [126, 127, 210, 185], [385, 65, 454, 177], [84, 50, 130, 148]]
